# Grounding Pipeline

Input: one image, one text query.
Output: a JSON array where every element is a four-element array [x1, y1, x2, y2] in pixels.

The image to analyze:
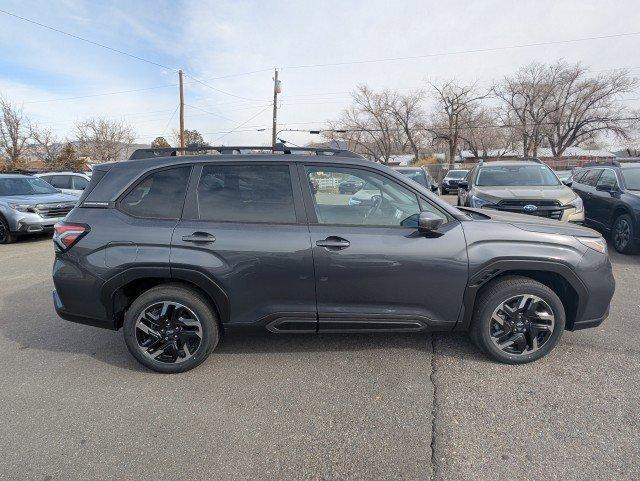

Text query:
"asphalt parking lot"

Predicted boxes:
[[0, 198, 638, 480]]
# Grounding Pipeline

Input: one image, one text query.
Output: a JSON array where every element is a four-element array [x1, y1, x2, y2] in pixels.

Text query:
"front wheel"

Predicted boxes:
[[0, 217, 16, 244], [611, 213, 637, 254], [123, 284, 220, 373], [470, 276, 565, 364]]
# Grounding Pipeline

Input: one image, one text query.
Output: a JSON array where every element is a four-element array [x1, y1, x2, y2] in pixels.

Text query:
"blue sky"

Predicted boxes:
[[1, 0, 639, 147]]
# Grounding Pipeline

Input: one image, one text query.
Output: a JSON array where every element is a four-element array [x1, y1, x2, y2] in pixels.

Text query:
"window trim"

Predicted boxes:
[[298, 162, 452, 229], [115, 165, 193, 220], [582, 168, 605, 187], [181, 161, 307, 225]]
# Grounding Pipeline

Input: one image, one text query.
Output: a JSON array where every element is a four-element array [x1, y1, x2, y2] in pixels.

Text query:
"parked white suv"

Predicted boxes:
[[36, 172, 91, 196]]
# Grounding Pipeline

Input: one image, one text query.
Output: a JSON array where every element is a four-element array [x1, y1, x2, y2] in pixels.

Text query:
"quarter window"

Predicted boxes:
[[72, 176, 89, 190], [306, 166, 445, 227], [196, 164, 296, 223], [582, 169, 603, 187], [120, 167, 191, 219]]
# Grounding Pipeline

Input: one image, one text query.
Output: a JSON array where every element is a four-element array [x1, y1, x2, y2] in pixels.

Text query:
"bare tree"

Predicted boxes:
[[329, 85, 401, 163], [460, 106, 515, 160], [387, 89, 428, 162], [0, 97, 30, 170], [74, 118, 135, 162], [427, 81, 488, 168], [494, 62, 564, 157], [543, 63, 639, 156], [30, 124, 62, 168]]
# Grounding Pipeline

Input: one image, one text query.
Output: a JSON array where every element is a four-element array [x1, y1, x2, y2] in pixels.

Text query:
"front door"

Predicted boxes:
[[301, 164, 468, 332], [171, 162, 317, 332]]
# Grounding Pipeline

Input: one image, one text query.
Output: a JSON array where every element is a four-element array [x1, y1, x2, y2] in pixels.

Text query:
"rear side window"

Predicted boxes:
[[47, 175, 71, 189], [196, 164, 296, 223], [72, 176, 89, 190], [120, 167, 191, 219], [582, 169, 603, 187], [596, 170, 618, 189]]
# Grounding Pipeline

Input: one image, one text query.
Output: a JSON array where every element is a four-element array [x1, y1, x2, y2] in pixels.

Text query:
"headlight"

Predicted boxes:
[[577, 236, 607, 254], [9, 204, 36, 213], [470, 195, 494, 208], [348, 198, 362, 206], [569, 196, 583, 214]]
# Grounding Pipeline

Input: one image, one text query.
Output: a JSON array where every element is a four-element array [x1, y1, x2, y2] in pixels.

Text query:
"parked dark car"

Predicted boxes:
[[391, 166, 439, 193], [440, 169, 469, 194], [571, 161, 640, 254], [338, 175, 364, 194], [52, 146, 614, 373], [457, 160, 584, 223], [555, 170, 573, 185]]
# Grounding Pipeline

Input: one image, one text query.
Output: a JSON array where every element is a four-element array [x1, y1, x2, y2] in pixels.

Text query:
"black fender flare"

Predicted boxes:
[[454, 259, 587, 331], [100, 265, 230, 327]]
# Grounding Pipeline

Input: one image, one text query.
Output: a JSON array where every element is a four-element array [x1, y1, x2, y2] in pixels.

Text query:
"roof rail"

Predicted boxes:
[[129, 143, 364, 160], [582, 160, 621, 168]]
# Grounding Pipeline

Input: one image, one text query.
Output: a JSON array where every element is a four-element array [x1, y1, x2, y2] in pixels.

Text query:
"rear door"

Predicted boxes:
[[301, 163, 468, 332], [171, 162, 317, 332]]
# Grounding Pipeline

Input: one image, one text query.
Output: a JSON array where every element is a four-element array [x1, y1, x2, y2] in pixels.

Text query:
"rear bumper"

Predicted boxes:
[[53, 289, 117, 330], [570, 305, 609, 331]]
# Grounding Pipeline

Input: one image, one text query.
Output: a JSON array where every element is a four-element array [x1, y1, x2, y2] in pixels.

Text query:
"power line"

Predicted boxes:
[[182, 72, 265, 102], [281, 31, 640, 70], [185, 104, 234, 122], [160, 105, 179, 137], [0, 8, 175, 71], [212, 105, 273, 142]]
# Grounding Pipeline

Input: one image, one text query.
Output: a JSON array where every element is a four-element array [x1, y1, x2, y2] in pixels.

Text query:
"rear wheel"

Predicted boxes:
[[470, 276, 565, 364], [123, 284, 220, 373], [611, 213, 637, 254], [0, 217, 16, 244]]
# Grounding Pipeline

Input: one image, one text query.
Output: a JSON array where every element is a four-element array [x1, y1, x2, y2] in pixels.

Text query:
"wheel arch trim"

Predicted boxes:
[[454, 259, 588, 332]]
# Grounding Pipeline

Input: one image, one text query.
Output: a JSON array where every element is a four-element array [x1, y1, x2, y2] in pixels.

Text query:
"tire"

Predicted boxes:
[[441, 189, 448, 195], [0, 216, 17, 244], [123, 284, 220, 373], [611, 213, 637, 254], [470, 276, 565, 364]]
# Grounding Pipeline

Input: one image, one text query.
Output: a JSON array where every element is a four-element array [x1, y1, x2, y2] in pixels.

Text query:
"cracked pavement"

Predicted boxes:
[[0, 214, 638, 480]]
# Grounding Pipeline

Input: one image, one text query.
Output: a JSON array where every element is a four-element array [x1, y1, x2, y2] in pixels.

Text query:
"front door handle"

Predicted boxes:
[[316, 236, 350, 250], [182, 232, 216, 244]]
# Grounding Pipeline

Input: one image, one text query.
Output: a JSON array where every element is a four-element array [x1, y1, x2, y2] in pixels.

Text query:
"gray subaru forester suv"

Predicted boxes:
[[51, 146, 615, 373], [0, 173, 78, 244]]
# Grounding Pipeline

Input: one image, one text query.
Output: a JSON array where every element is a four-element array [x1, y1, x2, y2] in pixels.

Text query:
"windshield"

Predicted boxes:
[[0, 177, 60, 196], [398, 169, 428, 186], [476, 164, 561, 187], [446, 170, 467, 179], [622, 168, 640, 190]]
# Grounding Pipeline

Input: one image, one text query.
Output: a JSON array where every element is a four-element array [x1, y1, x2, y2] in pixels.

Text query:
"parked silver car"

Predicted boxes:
[[0, 173, 78, 244], [36, 171, 91, 196]]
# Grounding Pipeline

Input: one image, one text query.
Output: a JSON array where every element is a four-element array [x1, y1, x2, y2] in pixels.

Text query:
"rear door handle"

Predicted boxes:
[[316, 236, 350, 250], [182, 232, 216, 244]]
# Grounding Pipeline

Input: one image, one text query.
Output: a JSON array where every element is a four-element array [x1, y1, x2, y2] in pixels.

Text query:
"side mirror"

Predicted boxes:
[[418, 211, 444, 234], [596, 184, 614, 193], [458, 180, 469, 190], [431, 184, 438, 192], [562, 180, 572, 187]]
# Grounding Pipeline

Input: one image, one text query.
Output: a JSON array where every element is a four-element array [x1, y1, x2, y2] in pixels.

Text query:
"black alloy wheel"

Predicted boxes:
[[134, 301, 203, 364], [612, 214, 636, 254], [489, 294, 554, 355]]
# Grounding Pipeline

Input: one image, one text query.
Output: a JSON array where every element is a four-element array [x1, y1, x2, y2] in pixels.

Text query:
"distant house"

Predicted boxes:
[[385, 154, 415, 166]]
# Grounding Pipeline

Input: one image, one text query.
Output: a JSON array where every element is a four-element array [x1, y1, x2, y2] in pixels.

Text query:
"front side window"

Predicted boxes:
[[120, 166, 191, 219], [197, 164, 296, 223], [476, 164, 560, 186], [582, 169, 603, 187], [306, 166, 445, 227], [596, 170, 618, 190], [398, 169, 428, 187]]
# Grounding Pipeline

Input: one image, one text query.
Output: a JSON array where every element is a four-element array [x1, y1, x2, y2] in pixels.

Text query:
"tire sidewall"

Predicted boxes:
[[474, 281, 566, 364], [123, 286, 219, 373]]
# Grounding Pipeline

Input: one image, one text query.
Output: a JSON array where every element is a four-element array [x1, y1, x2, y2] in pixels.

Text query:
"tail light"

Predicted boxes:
[[53, 222, 90, 251]]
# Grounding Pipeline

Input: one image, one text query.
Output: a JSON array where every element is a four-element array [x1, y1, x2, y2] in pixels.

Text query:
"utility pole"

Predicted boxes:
[[178, 69, 185, 151], [271, 69, 280, 149]]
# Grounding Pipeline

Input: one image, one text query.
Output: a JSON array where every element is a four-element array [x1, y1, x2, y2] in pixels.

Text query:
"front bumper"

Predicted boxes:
[[10, 212, 67, 234]]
